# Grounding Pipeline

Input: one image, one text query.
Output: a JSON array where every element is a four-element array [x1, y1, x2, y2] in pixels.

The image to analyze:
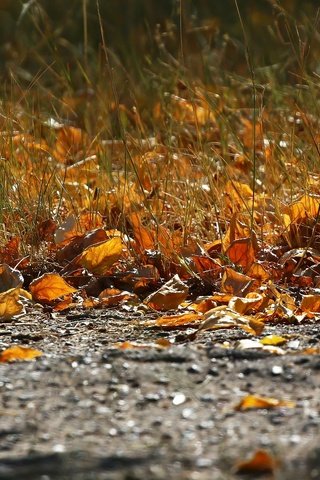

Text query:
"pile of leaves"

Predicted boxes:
[[1, 81, 320, 351]]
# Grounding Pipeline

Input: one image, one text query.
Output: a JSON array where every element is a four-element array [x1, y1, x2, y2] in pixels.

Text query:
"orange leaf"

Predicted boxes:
[[30, 273, 77, 303], [77, 237, 124, 274], [144, 274, 188, 311], [235, 450, 276, 475], [300, 294, 320, 313], [0, 345, 42, 363], [235, 394, 295, 411], [0, 288, 24, 320], [156, 312, 201, 328], [226, 238, 256, 270], [221, 267, 253, 296]]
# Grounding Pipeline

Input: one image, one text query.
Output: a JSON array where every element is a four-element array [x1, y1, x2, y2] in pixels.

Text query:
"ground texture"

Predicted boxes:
[[0, 309, 320, 479]]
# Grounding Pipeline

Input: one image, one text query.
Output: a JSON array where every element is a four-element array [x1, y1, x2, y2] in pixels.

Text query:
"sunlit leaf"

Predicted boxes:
[[226, 238, 256, 270], [235, 394, 295, 411], [234, 450, 276, 474], [0, 345, 42, 363], [30, 273, 77, 303], [0, 288, 24, 320], [229, 293, 264, 315], [260, 335, 287, 346], [156, 312, 201, 328], [77, 237, 124, 274], [144, 274, 189, 311]]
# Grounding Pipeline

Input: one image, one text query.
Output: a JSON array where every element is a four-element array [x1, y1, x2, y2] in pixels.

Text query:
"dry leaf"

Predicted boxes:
[[235, 394, 295, 411], [30, 273, 77, 303], [260, 335, 287, 346], [228, 293, 264, 315], [156, 312, 201, 328], [234, 450, 276, 474], [0, 264, 24, 292], [144, 274, 188, 311], [226, 238, 256, 270], [0, 345, 42, 362], [300, 294, 320, 313], [77, 237, 124, 274], [221, 267, 253, 296], [0, 288, 24, 320]]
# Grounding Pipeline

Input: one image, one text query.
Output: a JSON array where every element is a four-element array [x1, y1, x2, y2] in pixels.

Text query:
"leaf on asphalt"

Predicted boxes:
[[234, 450, 276, 474], [0, 264, 24, 293], [30, 273, 77, 303], [144, 274, 189, 311], [99, 288, 138, 307], [0, 345, 42, 363], [198, 306, 262, 335], [0, 288, 24, 320], [300, 294, 320, 313], [235, 394, 295, 411], [155, 312, 201, 328], [236, 338, 285, 354], [221, 267, 253, 296], [77, 237, 124, 274], [260, 335, 287, 346]]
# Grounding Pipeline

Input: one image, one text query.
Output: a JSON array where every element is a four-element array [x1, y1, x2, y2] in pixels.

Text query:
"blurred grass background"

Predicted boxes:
[[0, 0, 319, 86]]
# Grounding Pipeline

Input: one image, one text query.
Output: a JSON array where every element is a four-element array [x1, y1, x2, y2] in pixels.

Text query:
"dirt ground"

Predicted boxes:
[[0, 308, 320, 479]]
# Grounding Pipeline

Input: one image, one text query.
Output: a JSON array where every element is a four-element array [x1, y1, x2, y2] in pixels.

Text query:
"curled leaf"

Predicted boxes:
[[144, 274, 188, 311]]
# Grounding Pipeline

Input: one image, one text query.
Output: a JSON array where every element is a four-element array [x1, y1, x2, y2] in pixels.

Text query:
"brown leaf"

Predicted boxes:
[[0, 345, 42, 363], [77, 237, 124, 274], [226, 237, 256, 270], [228, 293, 264, 315], [30, 273, 77, 303], [221, 267, 253, 296], [235, 394, 295, 411], [234, 450, 276, 475], [0, 264, 24, 293], [0, 288, 24, 320], [300, 294, 320, 313], [144, 274, 188, 311]]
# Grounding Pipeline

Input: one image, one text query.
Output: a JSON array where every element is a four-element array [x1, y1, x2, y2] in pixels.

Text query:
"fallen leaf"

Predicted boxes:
[[30, 273, 77, 303], [0, 264, 24, 293], [0, 345, 42, 362], [0, 288, 24, 320], [156, 312, 201, 328], [235, 394, 295, 411], [144, 274, 188, 311], [77, 237, 124, 274], [260, 335, 287, 346], [221, 267, 253, 296], [226, 237, 256, 270], [300, 294, 320, 313], [228, 293, 264, 315], [234, 450, 276, 474]]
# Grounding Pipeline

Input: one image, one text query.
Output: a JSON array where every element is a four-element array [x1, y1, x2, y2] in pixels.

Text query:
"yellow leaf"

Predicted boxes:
[[78, 237, 124, 274], [0, 288, 24, 320], [144, 274, 188, 311], [301, 294, 320, 313], [235, 394, 295, 411], [260, 335, 287, 346], [30, 273, 77, 303], [0, 345, 42, 363]]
